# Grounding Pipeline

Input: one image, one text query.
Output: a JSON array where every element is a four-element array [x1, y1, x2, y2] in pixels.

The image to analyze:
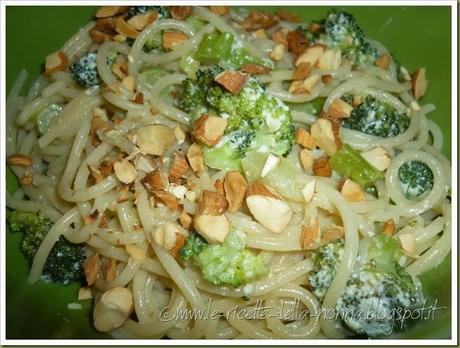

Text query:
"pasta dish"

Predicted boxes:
[[6, 6, 452, 339]]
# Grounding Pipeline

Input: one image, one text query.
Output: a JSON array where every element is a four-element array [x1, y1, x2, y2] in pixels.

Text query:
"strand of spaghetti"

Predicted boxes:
[[109, 258, 142, 288], [28, 208, 80, 283], [96, 41, 131, 88], [6, 70, 28, 156], [427, 119, 444, 151], [61, 21, 94, 59]]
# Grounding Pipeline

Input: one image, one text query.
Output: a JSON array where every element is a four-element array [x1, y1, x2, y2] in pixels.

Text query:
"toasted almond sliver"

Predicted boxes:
[[300, 217, 319, 249], [313, 156, 332, 177], [241, 64, 271, 75], [302, 180, 316, 203], [317, 49, 342, 71], [272, 29, 288, 46], [361, 146, 391, 171], [115, 17, 139, 40], [341, 179, 365, 202], [169, 154, 189, 183], [326, 99, 353, 119], [289, 75, 320, 95], [7, 154, 33, 167], [198, 190, 229, 216], [246, 195, 293, 233], [179, 211, 193, 230], [215, 70, 248, 94], [163, 31, 188, 50], [310, 118, 339, 155], [261, 153, 280, 177], [45, 51, 69, 75], [240, 11, 279, 31], [193, 114, 228, 147], [299, 149, 314, 172], [153, 190, 182, 212], [194, 214, 230, 243], [142, 169, 168, 192], [412, 67, 428, 100], [121, 75, 135, 92], [209, 6, 230, 16], [295, 45, 324, 67], [114, 159, 137, 184], [224, 171, 248, 213], [321, 226, 344, 243], [292, 63, 312, 80], [247, 181, 278, 199], [374, 53, 391, 70], [169, 6, 192, 20], [95, 6, 128, 18], [295, 128, 316, 149], [382, 219, 396, 236], [276, 10, 300, 23], [398, 233, 416, 255], [214, 179, 225, 195], [127, 11, 158, 31], [286, 30, 308, 57], [186, 143, 205, 173], [83, 252, 99, 286], [269, 44, 285, 61]]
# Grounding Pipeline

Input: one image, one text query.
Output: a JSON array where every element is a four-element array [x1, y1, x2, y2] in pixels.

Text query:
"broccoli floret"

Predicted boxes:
[[128, 6, 170, 19], [180, 229, 268, 287], [179, 68, 295, 170], [308, 239, 344, 300], [7, 210, 86, 285], [309, 10, 378, 65], [144, 31, 163, 52], [70, 52, 99, 87], [180, 233, 208, 261], [309, 234, 422, 337], [398, 161, 434, 200], [342, 95, 410, 137]]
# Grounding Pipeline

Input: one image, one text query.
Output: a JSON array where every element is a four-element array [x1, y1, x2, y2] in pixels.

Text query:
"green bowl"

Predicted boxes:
[[6, 6, 452, 339]]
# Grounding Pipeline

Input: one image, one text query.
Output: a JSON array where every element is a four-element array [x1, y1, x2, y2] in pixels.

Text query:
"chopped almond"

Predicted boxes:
[[302, 179, 316, 203], [198, 190, 228, 216], [99, 160, 115, 177], [317, 49, 342, 71], [252, 28, 268, 39], [179, 211, 193, 230], [194, 214, 230, 243], [153, 222, 188, 257], [398, 233, 416, 256], [101, 258, 118, 282], [321, 74, 333, 84], [136, 125, 175, 156], [127, 11, 157, 31], [295, 45, 324, 67], [292, 63, 311, 80], [241, 64, 271, 75], [83, 252, 99, 286], [276, 10, 300, 23], [286, 30, 308, 57], [295, 128, 316, 149], [299, 149, 314, 171], [121, 75, 134, 92], [261, 153, 280, 177], [308, 22, 322, 34], [169, 6, 192, 20], [133, 93, 144, 104], [321, 226, 344, 243], [95, 6, 128, 18], [412, 67, 428, 100], [7, 154, 32, 167], [224, 171, 248, 212], [193, 114, 228, 146], [83, 210, 99, 225], [163, 31, 188, 50], [215, 70, 248, 94], [115, 17, 139, 39], [89, 28, 112, 43], [247, 181, 278, 198], [240, 11, 279, 31], [186, 143, 205, 173], [169, 154, 189, 184], [289, 75, 320, 94], [374, 53, 391, 70], [310, 118, 340, 155], [341, 179, 365, 202], [382, 219, 396, 236], [45, 51, 68, 75], [94, 17, 117, 34], [313, 156, 332, 177], [20, 172, 33, 187], [269, 44, 285, 61], [114, 159, 137, 184], [361, 146, 391, 171], [214, 179, 225, 195], [90, 116, 112, 147], [300, 217, 319, 249], [326, 99, 353, 119], [78, 287, 93, 300], [246, 194, 293, 234], [272, 29, 288, 46], [209, 6, 230, 16], [142, 169, 168, 192], [116, 185, 131, 203], [113, 34, 127, 42], [153, 190, 182, 212]]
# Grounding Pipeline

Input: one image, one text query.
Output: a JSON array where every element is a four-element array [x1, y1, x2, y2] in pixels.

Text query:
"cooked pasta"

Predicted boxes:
[[6, 6, 451, 339]]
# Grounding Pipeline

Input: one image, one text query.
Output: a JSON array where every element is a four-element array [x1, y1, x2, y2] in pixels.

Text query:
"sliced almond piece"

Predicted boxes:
[[272, 29, 288, 46], [247, 181, 278, 198], [302, 179, 316, 203], [174, 125, 186, 144], [361, 146, 391, 171], [214, 179, 225, 195], [241, 64, 271, 75], [300, 217, 319, 248], [78, 287, 93, 300], [93, 287, 133, 332], [286, 30, 308, 57], [83, 252, 99, 286], [317, 49, 342, 71], [398, 233, 416, 256], [224, 171, 248, 213], [382, 219, 396, 236], [310, 118, 339, 155], [142, 169, 168, 192], [295, 128, 316, 149], [321, 74, 333, 85], [179, 211, 193, 230], [209, 6, 230, 16], [308, 21, 322, 34], [115, 17, 139, 39], [127, 11, 157, 31], [198, 190, 229, 215], [312, 156, 332, 177], [321, 225, 344, 243], [295, 45, 324, 67], [95, 6, 128, 18], [7, 154, 32, 167], [276, 10, 300, 23], [168, 154, 189, 183], [153, 190, 182, 212], [252, 28, 268, 39], [101, 258, 118, 282], [193, 114, 228, 147], [169, 6, 192, 20], [152, 222, 188, 257], [163, 31, 188, 50], [186, 143, 205, 173], [194, 214, 230, 243], [341, 179, 365, 202], [136, 125, 175, 156], [412, 67, 428, 100], [269, 44, 285, 61], [289, 75, 320, 95], [326, 99, 353, 119], [121, 75, 134, 92], [292, 63, 312, 80], [240, 11, 279, 31], [125, 244, 148, 261], [246, 195, 293, 233], [114, 159, 137, 184], [374, 53, 391, 70], [299, 149, 314, 172], [89, 28, 112, 43], [45, 51, 68, 75], [215, 70, 248, 94], [261, 153, 280, 177]]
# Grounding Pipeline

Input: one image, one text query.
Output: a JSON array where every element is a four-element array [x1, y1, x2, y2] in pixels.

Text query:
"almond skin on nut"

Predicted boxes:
[[215, 71, 248, 94], [198, 190, 229, 216], [193, 114, 228, 147], [224, 171, 248, 212], [246, 194, 293, 234]]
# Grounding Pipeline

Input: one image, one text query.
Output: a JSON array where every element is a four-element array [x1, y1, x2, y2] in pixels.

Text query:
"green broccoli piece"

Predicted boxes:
[[35, 103, 63, 135], [308, 239, 344, 300], [398, 161, 434, 201], [330, 144, 385, 187], [127, 6, 170, 19], [7, 210, 86, 285], [70, 52, 99, 87], [342, 95, 410, 137], [180, 233, 208, 261], [180, 229, 268, 287], [309, 9, 378, 65], [308, 234, 422, 337]]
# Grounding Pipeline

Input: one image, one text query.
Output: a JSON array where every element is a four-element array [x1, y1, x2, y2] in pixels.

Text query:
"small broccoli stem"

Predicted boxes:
[[195, 32, 234, 64]]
